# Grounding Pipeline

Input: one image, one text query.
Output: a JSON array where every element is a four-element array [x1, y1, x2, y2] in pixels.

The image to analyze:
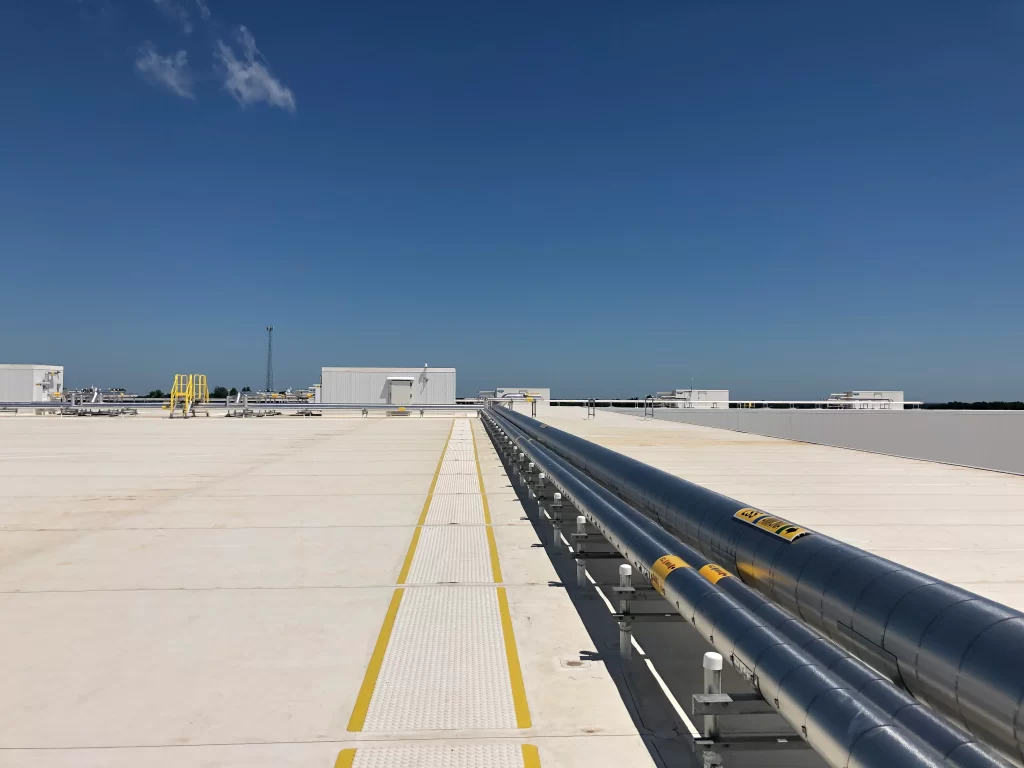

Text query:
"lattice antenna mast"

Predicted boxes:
[[265, 325, 274, 392]]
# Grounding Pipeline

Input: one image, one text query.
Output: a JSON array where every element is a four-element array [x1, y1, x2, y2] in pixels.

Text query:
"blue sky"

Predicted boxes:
[[1, 1, 1022, 400]]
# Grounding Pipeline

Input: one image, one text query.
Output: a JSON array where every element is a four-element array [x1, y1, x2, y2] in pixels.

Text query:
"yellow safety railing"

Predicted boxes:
[[168, 373, 208, 417], [192, 374, 209, 404]]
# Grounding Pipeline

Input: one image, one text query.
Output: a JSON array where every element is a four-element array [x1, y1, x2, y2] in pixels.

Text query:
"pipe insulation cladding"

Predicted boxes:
[[488, 406, 1024, 766], [483, 412, 954, 768], [485, 411, 1008, 768]]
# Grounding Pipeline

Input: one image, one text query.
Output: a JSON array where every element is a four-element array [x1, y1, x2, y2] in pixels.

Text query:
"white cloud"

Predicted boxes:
[[152, 0, 192, 34], [215, 26, 295, 113], [135, 42, 194, 99], [195, 0, 211, 19]]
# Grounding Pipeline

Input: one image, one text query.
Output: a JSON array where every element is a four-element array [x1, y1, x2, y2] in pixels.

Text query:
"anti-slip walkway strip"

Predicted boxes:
[[335, 744, 541, 768], [361, 585, 516, 730], [405, 525, 492, 583], [394, 422, 455, 586], [347, 423, 453, 732], [345, 417, 532, 744]]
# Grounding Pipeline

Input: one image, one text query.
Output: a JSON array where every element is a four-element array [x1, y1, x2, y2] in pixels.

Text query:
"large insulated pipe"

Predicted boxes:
[[483, 413, 947, 768], [485, 410, 1008, 768], [492, 407, 1024, 764]]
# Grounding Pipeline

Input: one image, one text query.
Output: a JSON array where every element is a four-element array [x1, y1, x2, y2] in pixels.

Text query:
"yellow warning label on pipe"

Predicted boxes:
[[754, 516, 809, 541], [734, 507, 767, 523], [733, 507, 811, 542], [650, 554, 691, 595], [699, 563, 732, 584]]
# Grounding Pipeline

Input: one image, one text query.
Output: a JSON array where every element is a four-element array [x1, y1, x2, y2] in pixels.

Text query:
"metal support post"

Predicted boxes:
[[526, 462, 538, 498], [703, 652, 723, 741], [618, 619, 633, 661], [618, 564, 633, 660], [551, 492, 563, 548], [617, 564, 633, 613], [574, 515, 587, 586]]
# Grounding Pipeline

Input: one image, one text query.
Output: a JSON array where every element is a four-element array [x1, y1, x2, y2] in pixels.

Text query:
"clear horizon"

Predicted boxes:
[[2, 1, 1022, 401]]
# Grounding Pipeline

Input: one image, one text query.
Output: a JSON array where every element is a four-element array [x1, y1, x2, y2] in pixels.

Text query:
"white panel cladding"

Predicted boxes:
[[320, 367, 456, 404], [0, 365, 64, 403]]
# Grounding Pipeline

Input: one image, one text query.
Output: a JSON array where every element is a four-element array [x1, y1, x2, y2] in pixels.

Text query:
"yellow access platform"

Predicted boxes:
[[167, 374, 208, 418]]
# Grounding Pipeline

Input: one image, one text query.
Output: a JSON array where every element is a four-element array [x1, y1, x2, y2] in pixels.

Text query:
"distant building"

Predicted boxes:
[[0, 364, 63, 403], [655, 388, 729, 409], [496, 387, 551, 401], [320, 366, 455, 405], [826, 391, 905, 410]]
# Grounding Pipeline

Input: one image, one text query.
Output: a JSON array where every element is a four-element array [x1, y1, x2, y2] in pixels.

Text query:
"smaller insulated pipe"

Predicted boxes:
[[484, 412, 952, 768]]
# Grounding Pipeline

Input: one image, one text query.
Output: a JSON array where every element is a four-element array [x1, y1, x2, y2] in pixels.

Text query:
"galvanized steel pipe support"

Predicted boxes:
[[490, 406, 1024, 765], [484, 410, 958, 768]]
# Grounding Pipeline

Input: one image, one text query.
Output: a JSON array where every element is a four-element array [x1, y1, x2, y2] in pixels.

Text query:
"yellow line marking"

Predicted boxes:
[[337, 745, 536, 767], [420, 420, 456, 527], [472, 424, 504, 581], [472, 421, 531, 727], [347, 421, 454, 732], [521, 744, 541, 767], [498, 586, 532, 728], [485, 527, 503, 583], [346, 588, 404, 731], [472, 423, 492, 524], [395, 528, 421, 585], [396, 420, 455, 584]]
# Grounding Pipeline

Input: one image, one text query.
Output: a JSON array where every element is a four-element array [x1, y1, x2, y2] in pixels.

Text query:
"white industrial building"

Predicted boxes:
[[655, 388, 729, 408], [496, 387, 551, 401], [320, 366, 456, 405], [826, 390, 905, 410], [0, 364, 64, 403]]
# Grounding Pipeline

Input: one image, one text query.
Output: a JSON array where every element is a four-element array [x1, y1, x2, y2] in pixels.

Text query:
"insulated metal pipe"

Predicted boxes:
[[484, 412, 953, 768], [491, 407, 1024, 764], [485, 410, 1007, 768]]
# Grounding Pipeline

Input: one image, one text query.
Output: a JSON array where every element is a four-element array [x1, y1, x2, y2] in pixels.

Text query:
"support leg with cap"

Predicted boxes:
[[617, 564, 634, 660], [703, 652, 723, 741], [573, 515, 587, 586]]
